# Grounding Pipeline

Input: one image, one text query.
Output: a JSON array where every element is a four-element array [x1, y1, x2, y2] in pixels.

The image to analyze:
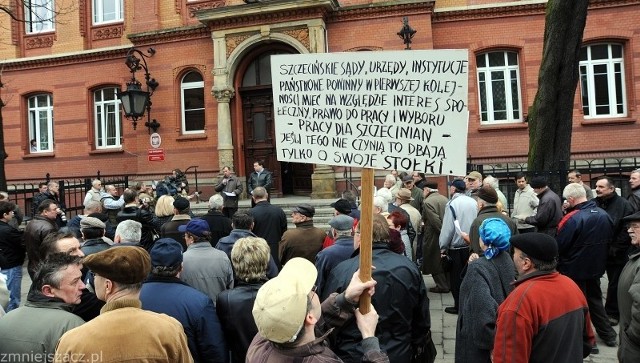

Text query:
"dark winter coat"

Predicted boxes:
[[199, 210, 233, 245], [596, 193, 635, 264], [117, 205, 162, 251], [556, 200, 613, 280], [0, 220, 25, 269], [322, 243, 432, 363], [617, 247, 640, 363], [524, 188, 562, 236], [455, 252, 515, 363], [140, 275, 228, 363], [249, 201, 287, 266]]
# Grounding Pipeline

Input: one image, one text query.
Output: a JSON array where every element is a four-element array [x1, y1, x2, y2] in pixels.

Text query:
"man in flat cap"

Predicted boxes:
[[160, 197, 192, 250], [315, 214, 355, 294], [140, 238, 227, 363], [465, 171, 483, 197], [246, 257, 388, 362], [395, 188, 421, 261], [79, 216, 110, 257], [402, 175, 424, 211], [54, 246, 192, 362], [493, 233, 595, 363], [278, 203, 325, 268], [615, 211, 640, 362]]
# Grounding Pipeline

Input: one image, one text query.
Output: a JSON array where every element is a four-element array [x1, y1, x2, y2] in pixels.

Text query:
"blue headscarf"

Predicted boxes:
[[479, 218, 512, 260]]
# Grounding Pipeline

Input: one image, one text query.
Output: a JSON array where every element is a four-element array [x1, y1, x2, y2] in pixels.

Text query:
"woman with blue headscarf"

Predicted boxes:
[[455, 218, 516, 363]]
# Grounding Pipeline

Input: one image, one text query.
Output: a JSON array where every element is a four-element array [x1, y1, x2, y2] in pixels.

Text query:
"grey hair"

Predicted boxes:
[[84, 200, 102, 213], [373, 196, 389, 213], [115, 220, 142, 243], [563, 183, 586, 200], [92, 179, 101, 188], [484, 175, 499, 189], [209, 194, 224, 210]]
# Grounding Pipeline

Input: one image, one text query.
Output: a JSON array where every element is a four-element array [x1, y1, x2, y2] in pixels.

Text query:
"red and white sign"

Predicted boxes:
[[148, 148, 165, 162]]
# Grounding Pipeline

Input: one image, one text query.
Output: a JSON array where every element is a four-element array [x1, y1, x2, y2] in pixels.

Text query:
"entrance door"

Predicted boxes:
[[242, 90, 281, 197], [239, 47, 312, 196]]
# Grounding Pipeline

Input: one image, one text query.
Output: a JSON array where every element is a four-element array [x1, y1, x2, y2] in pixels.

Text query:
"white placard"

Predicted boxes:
[[271, 50, 469, 175]]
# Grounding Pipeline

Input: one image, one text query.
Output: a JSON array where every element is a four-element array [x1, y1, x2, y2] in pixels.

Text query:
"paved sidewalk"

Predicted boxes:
[[423, 274, 619, 362]]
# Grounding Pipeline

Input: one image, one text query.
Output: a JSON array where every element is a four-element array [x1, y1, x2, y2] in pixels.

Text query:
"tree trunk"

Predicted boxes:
[[528, 0, 589, 188], [0, 99, 7, 192]]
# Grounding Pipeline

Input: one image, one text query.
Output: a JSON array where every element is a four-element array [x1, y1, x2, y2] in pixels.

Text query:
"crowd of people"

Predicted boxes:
[[0, 166, 639, 362]]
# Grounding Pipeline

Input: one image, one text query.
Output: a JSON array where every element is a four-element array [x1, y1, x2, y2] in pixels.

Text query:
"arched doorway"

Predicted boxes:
[[237, 45, 313, 197]]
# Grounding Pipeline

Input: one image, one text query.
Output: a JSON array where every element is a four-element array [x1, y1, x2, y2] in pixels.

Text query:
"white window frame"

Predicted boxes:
[[181, 72, 205, 134], [476, 51, 523, 124], [579, 43, 627, 119], [24, 0, 55, 34], [94, 88, 122, 149], [93, 0, 123, 25], [28, 94, 54, 153]]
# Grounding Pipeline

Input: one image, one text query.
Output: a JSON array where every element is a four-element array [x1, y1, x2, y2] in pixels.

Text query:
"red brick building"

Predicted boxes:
[[0, 0, 638, 197]]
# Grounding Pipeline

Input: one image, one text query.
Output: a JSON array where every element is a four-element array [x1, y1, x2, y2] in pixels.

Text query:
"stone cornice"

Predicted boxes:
[[196, 0, 338, 30], [0, 46, 131, 71], [127, 25, 210, 46], [328, 0, 435, 23], [433, 0, 640, 23]]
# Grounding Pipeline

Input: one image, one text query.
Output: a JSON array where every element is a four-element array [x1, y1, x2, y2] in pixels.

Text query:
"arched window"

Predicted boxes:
[[28, 94, 54, 153], [476, 51, 522, 124], [94, 87, 121, 148], [181, 71, 205, 133], [579, 43, 626, 118]]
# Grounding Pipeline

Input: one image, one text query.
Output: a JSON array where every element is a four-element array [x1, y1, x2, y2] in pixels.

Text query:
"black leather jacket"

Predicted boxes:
[[116, 205, 162, 251], [216, 280, 265, 363]]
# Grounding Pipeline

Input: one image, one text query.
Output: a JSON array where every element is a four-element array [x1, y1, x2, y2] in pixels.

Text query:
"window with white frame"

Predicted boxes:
[[181, 71, 205, 133], [93, 0, 123, 25], [94, 88, 122, 148], [25, 0, 55, 34], [579, 43, 626, 118], [476, 51, 522, 124], [28, 94, 54, 153]]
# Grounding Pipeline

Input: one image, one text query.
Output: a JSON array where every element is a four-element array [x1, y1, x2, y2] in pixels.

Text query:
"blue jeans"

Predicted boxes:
[[1, 265, 22, 311]]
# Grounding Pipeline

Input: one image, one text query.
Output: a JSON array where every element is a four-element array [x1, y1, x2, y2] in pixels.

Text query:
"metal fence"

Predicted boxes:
[[6, 172, 129, 221], [471, 157, 640, 214]]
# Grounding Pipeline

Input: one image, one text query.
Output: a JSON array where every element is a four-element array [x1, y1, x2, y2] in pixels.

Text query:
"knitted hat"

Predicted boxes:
[[477, 185, 499, 204]]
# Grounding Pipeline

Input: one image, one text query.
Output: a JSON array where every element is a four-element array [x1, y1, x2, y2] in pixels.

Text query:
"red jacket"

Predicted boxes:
[[493, 271, 595, 363]]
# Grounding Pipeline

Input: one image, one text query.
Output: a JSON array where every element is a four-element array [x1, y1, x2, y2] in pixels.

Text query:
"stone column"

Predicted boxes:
[[308, 21, 336, 199], [212, 88, 235, 170]]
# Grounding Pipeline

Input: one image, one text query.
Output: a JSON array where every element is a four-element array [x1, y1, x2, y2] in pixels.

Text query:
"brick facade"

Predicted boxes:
[[0, 0, 638, 196]]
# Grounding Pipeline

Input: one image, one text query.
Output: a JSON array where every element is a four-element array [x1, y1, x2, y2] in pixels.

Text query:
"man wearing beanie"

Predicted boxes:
[[520, 176, 562, 236], [493, 233, 596, 363], [246, 257, 388, 362], [467, 185, 518, 260], [55, 246, 192, 362], [140, 238, 227, 363]]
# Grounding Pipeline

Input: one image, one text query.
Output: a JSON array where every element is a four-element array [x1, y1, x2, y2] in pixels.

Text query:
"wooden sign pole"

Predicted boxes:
[[358, 167, 374, 313]]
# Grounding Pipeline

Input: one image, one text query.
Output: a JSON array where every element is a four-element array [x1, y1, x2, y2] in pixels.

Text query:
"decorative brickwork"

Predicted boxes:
[[226, 33, 253, 58], [92, 25, 124, 40], [280, 28, 310, 52], [25, 34, 56, 49], [187, 0, 225, 18]]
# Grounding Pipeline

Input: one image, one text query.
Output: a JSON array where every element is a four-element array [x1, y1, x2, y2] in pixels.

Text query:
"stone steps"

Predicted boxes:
[[190, 196, 340, 230]]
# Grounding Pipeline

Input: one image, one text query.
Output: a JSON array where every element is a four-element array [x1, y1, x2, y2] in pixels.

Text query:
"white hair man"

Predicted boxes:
[[200, 194, 233, 245], [556, 183, 617, 353], [114, 220, 142, 247]]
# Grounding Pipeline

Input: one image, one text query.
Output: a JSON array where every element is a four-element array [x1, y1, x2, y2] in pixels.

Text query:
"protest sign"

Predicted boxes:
[[271, 49, 469, 175]]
